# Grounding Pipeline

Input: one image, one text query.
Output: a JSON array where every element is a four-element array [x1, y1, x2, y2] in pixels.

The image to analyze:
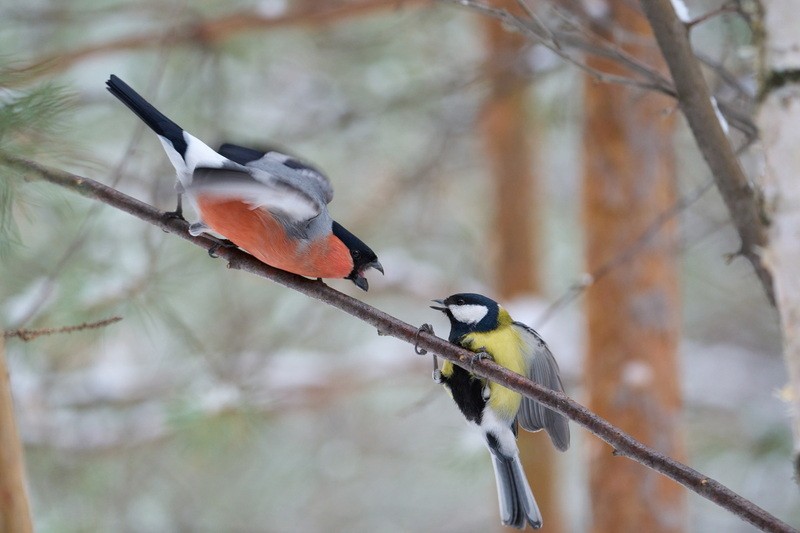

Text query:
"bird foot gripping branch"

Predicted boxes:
[[414, 323, 443, 383]]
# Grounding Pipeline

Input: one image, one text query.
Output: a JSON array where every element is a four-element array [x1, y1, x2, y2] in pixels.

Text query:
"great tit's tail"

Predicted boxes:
[[489, 452, 542, 530]]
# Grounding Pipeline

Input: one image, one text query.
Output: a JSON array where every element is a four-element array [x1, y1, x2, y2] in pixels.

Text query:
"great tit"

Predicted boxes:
[[105, 75, 383, 290], [431, 293, 569, 530]]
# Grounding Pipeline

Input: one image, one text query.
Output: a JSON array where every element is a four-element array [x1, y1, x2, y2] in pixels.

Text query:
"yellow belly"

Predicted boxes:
[[461, 327, 527, 420]]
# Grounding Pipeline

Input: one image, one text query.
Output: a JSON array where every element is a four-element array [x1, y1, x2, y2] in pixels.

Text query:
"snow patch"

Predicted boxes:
[[670, 0, 691, 22]]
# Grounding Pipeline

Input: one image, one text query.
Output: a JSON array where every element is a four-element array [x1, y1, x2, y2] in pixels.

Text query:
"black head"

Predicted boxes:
[[431, 292, 500, 340], [332, 221, 383, 291]]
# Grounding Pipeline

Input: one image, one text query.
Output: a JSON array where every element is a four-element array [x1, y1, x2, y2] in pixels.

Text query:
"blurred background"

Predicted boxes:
[[0, 0, 795, 532]]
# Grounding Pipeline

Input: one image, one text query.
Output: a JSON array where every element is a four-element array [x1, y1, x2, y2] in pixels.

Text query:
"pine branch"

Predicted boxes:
[[5, 156, 796, 533], [10, 0, 425, 84], [3, 316, 122, 342]]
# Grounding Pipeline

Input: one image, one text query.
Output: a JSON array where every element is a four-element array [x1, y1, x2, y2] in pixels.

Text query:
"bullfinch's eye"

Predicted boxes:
[[353, 250, 361, 259]]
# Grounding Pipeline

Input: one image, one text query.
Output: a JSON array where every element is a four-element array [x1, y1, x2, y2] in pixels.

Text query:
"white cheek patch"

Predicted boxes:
[[448, 304, 488, 324]]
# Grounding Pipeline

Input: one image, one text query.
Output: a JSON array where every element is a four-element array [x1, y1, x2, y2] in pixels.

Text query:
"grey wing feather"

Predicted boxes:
[[187, 163, 331, 240], [217, 143, 334, 205], [250, 151, 334, 204], [513, 322, 570, 451]]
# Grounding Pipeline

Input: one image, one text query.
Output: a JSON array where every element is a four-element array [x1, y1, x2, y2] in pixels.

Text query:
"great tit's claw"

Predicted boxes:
[[432, 368, 443, 384], [482, 384, 491, 401], [470, 350, 493, 368], [415, 323, 435, 355]]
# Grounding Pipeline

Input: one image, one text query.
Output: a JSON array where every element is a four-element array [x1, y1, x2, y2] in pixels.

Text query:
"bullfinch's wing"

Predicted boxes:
[[187, 162, 330, 233], [513, 322, 570, 451], [218, 143, 334, 205]]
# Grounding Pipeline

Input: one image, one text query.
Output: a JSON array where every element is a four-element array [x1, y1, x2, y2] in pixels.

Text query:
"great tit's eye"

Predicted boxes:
[[456, 298, 465, 305]]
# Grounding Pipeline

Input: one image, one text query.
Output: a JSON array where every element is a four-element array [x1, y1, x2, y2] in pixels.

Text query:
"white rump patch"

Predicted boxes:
[[183, 132, 227, 171], [481, 408, 519, 458], [448, 304, 488, 325], [158, 131, 227, 188]]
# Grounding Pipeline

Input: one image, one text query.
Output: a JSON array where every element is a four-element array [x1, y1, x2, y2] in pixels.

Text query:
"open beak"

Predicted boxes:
[[430, 299, 447, 312], [351, 261, 384, 292], [352, 275, 369, 292], [367, 260, 384, 275]]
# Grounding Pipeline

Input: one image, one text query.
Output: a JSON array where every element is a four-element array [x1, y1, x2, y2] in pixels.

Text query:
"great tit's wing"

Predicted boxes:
[[188, 164, 326, 228], [218, 143, 334, 204], [513, 322, 570, 451]]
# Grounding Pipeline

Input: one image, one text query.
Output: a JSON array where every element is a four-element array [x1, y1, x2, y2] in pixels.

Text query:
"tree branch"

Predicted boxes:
[[439, 0, 773, 304], [3, 316, 122, 342], [11, 0, 424, 83], [4, 156, 795, 533], [638, 0, 774, 304]]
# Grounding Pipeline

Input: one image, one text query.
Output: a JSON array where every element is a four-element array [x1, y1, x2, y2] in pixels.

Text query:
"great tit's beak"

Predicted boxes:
[[430, 299, 447, 312]]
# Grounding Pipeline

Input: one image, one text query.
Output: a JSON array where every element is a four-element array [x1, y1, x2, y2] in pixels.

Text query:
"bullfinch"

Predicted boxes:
[[105, 75, 383, 290]]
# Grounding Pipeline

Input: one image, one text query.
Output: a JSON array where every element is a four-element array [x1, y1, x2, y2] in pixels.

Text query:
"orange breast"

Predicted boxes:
[[195, 197, 354, 279]]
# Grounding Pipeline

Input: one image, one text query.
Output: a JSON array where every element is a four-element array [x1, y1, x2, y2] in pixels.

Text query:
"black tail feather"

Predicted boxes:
[[105, 75, 187, 158], [490, 453, 542, 529]]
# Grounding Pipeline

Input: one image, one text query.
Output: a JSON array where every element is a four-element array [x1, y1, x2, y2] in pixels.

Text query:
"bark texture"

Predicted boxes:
[[756, 0, 800, 480], [582, 2, 687, 532], [0, 337, 33, 533]]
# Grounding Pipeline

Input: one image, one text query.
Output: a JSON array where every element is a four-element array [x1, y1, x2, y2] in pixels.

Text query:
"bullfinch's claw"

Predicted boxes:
[[163, 210, 184, 221], [207, 238, 236, 258], [163, 194, 185, 221]]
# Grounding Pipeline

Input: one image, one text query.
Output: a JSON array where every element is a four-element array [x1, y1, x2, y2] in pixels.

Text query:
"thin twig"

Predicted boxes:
[[5, 156, 796, 533], [638, 0, 773, 304], [536, 179, 714, 327], [438, 0, 774, 303], [9, 0, 427, 84], [4, 316, 123, 342]]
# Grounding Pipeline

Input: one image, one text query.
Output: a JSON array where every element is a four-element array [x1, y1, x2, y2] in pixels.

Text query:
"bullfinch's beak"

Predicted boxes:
[[351, 260, 383, 291], [353, 275, 369, 292], [367, 260, 384, 275], [430, 299, 447, 312]]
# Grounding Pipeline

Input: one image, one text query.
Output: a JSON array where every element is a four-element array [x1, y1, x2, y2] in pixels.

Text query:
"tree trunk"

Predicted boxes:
[[582, 2, 686, 532], [481, 4, 562, 532], [756, 0, 800, 482], [0, 337, 33, 533]]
